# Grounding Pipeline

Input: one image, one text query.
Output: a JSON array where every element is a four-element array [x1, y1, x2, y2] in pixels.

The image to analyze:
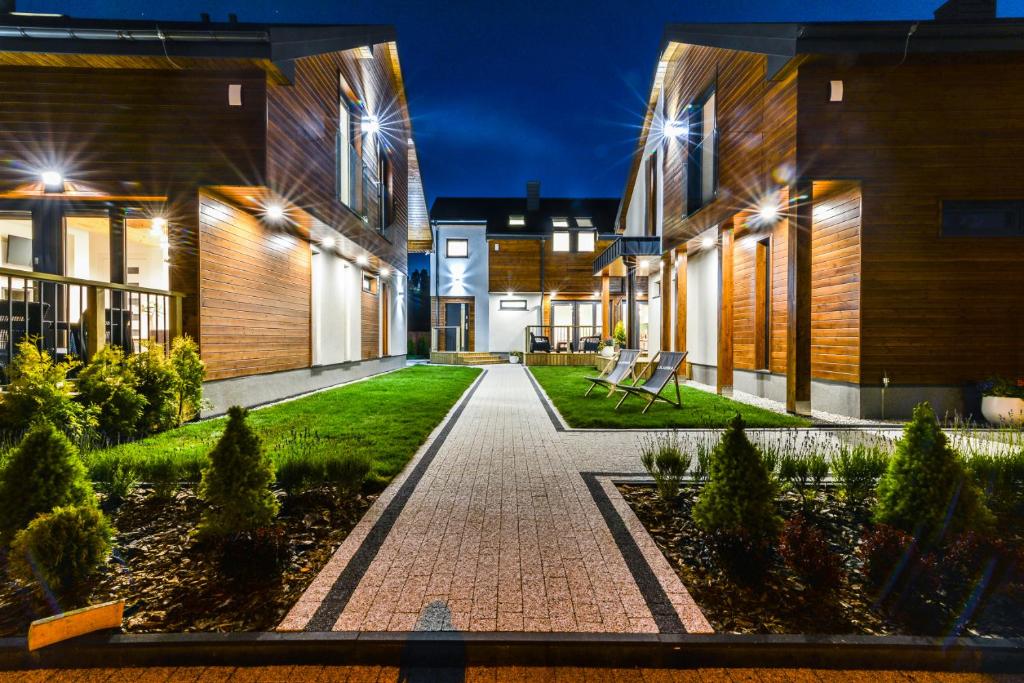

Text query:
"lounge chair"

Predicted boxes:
[[579, 335, 600, 353], [615, 351, 688, 413], [584, 348, 641, 397], [530, 332, 551, 353]]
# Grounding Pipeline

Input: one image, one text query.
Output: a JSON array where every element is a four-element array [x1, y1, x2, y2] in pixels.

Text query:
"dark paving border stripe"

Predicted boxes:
[[523, 366, 566, 431], [304, 370, 487, 631], [4, 631, 1022, 672], [580, 471, 684, 634]]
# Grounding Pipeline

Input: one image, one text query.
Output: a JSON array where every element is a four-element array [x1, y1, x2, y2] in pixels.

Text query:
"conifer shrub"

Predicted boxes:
[[198, 406, 278, 539], [170, 335, 206, 425], [130, 342, 178, 434], [640, 432, 690, 504], [874, 403, 994, 545], [77, 346, 147, 442], [0, 421, 95, 543], [8, 504, 112, 599], [0, 338, 97, 445], [694, 414, 781, 542], [613, 320, 627, 348]]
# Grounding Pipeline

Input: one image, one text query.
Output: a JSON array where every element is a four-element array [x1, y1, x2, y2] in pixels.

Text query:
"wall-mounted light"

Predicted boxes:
[[362, 116, 381, 135], [592, 290, 600, 298], [758, 202, 779, 223], [507, 290, 514, 297], [663, 120, 688, 139], [829, 80, 844, 102], [321, 236, 336, 249], [356, 254, 369, 266], [550, 290, 558, 298], [151, 216, 168, 236], [380, 267, 391, 277], [265, 204, 285, 222], [701, 236, 715, 249], [40, 170, 63, 192]]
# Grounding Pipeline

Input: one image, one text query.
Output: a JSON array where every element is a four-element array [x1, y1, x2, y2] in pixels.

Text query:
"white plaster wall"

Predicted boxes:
[[432, 223, 489, 351], [686, 236, 719, 367], [488, 294, 542, 352], [647, 271, 662, 355], [388, 272, 407, 357], [312, 248, 361, 366]]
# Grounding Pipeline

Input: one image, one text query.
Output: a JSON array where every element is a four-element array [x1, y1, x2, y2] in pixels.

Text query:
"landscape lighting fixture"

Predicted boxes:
[[40, 170, 63, 192], [663, 120, 688, 139]]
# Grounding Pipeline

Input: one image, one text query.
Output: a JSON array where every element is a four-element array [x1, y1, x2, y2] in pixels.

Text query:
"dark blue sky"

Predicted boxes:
[[21, 0, 1024, 204]]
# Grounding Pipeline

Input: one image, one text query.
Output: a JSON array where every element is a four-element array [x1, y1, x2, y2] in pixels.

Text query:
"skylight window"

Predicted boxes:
[[576, 217, 593, 228], [577, 231, 596, 252], [509, 215, 525, 226], [552, 217, 569, 228], [552, 231, 571, 252]]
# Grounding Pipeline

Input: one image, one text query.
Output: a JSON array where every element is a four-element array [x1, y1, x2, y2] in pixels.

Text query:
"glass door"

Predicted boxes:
[[444, 301, 469, 352], [551, 302, 573, 352]]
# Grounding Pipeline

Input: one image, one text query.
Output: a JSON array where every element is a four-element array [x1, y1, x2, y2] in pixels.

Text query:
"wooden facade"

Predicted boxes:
[[625, 21, 1024, 416]]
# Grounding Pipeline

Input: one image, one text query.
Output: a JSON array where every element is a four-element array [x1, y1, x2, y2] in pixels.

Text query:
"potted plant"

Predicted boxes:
[[598, 339, 615, 359], [509, 351, 522, 364], [980, 377, 1024, 425], [612, 321, 627, 350]]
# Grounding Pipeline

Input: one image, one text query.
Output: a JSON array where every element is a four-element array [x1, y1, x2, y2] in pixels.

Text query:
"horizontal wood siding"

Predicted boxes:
[[544, 239, 614, 294], [489, 240, 541, 292], [431, 296, 475, 352], [810, 181, 861, 384], [361, 284, 379, 360], [798, 55, 1024, 386], [266, 45, 409, 274], [198, 193, 310, 380]]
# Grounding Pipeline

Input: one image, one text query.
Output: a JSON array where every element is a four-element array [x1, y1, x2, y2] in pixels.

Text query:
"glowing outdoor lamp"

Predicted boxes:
[[356, 254, 369, 266], [380, 267, 391, 277], [40, 170, 63, 192], [663, 120, 688, 139], [362, 115, 381, 135], [265, 204, 286, 222], [321, 236, 336, 249], [701, 235, 716, 249]]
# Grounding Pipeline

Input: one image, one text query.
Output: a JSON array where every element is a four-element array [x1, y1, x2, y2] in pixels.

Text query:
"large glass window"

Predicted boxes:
[[686, 85, 718, 214], [0, 213, 33, 275], [125, 218, 170, 290], [64, 214, 110, 282], [446, 238, 469, 258], [576, 230, 596, 252], [552, 231, 571, 252], [338, 77, 359, 210]]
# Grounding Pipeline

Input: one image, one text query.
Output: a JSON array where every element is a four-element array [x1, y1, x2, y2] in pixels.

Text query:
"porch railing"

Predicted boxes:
[[431, 325, 464, 353], [0, 266, 184, 372], [524, 325, 602, 354]]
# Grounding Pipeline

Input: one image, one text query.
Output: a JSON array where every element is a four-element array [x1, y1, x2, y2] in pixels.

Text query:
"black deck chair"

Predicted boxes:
[[530, 332, 551, 353], [615, 351, 689, 413], [579, 335, 600, 352], [584, 348, 641, 397]]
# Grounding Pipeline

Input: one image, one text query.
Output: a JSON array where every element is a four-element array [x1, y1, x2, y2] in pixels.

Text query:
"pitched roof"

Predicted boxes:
[[430, 197, 620, 237]]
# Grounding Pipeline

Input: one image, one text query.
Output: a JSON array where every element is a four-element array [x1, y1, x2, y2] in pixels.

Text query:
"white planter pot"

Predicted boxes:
[[600, 346, 615, 358], [981, 395, 1024, 425], [509, 356, 521, 364]]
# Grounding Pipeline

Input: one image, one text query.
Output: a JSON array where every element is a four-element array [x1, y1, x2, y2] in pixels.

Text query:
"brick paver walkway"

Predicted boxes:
[[281, 365, 710, 634]]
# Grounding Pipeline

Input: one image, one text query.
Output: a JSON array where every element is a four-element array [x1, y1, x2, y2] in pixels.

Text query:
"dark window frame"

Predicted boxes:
[[499, 299, 528, 311], [685, 80, 719, 217], [377, 147, 393, 234], [941, 200, 1024, 237], [337, 79, 361, 214]]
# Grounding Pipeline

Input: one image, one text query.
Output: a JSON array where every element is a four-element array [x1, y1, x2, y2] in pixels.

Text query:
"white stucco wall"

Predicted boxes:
[[431, 223, 490, 351], [312, 248, 362, 365], [647, 271, 662, 355], [488, 294, 542, 352], [388, 272, 407, 358], [686, 229, 719, 368]]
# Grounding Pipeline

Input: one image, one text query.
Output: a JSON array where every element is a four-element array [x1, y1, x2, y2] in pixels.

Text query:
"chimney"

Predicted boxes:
[[933, 0, 996, 21], [526, 180, 540, 212]]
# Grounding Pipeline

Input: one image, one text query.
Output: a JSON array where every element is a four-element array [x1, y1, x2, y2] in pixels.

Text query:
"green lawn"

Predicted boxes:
[[529, 366, 810, 429], [85, 365, 482, 486]]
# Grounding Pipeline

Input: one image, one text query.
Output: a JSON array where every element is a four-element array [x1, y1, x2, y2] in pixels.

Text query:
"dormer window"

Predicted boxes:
[[552, 217, 569, 228], [509, 215, 525, 227], [552, 231, 571, 252], [576, 217, 593, 228]]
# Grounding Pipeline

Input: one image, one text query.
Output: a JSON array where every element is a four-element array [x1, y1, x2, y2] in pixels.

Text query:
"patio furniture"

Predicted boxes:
[[555, 340, 569, 353], [579, 335, 600, 353], [615, 351, 689, 413], [530, 332, 551, 353], [584, 348, 641, 397]]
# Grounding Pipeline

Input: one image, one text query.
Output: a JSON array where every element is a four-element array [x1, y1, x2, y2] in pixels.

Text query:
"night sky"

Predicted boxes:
[[20, 0, 1024, 204]]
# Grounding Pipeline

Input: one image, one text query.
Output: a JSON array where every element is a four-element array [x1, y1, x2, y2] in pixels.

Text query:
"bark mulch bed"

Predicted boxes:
[[0, 485, 374, 636], [619, 483, 1024, 637]]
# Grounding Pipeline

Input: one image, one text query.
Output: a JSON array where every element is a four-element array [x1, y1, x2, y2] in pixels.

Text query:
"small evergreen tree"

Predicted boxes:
[[0, 338, 98, 444], [874, 402, 993, 545], [613, 321, 627, 348], [130, 342, 179, 434], [198, 406, 278, 538], [0, 421, 95, 543], [8, 504, 113, 600], [693, 414, 781, 541], [77, 345, 147, 442], [170, 336, 206, 425]]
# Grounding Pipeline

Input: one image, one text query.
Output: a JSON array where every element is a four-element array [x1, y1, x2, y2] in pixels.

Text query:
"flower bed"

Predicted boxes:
[[0, 484, 373, 635], [621, 483, 1024, 636]]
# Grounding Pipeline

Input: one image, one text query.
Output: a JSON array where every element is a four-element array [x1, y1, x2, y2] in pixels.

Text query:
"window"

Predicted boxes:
[[645, 152, 658, 236], [337, 77, 359, 210], [941, 200, 1024, 237], [64, 214, 110, 282], [446, 238, 469, 258], [378, 149, 393, 233], [362, 274, 376, 293], [651, 280, 661, 299], [125, 217, 170, 290], [499, 299, 528, 311], [552, 217, 569, 228], [552, 231, 570, 252], [576, 230, 596, 252], [686, 84, 718, 215], [509, 215, 525, 226], [576, 217, 593, 228], [754, 238, 771, 369], [0, 212, 32, 273]]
